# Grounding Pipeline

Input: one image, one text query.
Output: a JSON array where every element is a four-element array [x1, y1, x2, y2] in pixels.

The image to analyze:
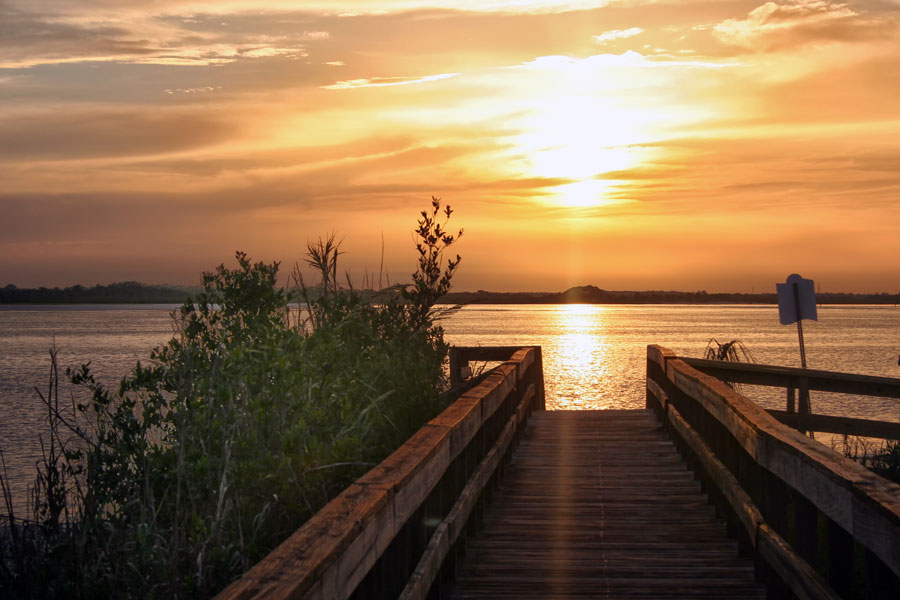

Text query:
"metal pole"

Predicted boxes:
[[793, 281, 808, 369], [796, 319, 807, 369], [793, 282, 813, 437]]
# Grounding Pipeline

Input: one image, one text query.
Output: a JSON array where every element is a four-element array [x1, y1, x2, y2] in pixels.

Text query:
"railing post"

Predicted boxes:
[[793, 492, 819, 572], [798, 377, 811, 415], [449, 348, 462, 388], [826, 519, 855, 598]]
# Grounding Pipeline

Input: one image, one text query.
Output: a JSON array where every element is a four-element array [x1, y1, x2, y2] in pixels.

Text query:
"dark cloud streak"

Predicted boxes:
[[0, 110, 238, 160]]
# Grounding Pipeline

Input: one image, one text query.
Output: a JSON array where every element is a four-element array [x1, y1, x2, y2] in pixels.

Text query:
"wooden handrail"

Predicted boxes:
[[647, 345, 900, 598], [767, 410, 900, 440], [681, 356, 900, 398], [217, 346, 544, 600], [449, 346, 546, 410]]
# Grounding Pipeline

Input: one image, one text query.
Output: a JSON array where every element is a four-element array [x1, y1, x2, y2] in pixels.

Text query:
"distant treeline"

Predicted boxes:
[[1, 281, 199, 304], [4, 281, 899, 305], [441, 285, 900, 305]]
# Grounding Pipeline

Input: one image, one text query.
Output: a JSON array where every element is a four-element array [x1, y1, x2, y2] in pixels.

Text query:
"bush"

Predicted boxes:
[[0, 198, 462, 598]]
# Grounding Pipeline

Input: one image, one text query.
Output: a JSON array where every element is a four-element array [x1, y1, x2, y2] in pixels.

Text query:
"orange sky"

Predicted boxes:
[[1, 0, 899, 292]]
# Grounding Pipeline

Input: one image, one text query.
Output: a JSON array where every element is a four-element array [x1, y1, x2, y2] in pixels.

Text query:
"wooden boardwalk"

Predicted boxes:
[[448, 409, 766, 599]]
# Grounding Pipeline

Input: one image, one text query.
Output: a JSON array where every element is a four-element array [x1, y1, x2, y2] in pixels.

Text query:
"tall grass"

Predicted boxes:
[[703, 338, 754, 392], [0, 198, 462, 599], [834, 436, 900, 484]]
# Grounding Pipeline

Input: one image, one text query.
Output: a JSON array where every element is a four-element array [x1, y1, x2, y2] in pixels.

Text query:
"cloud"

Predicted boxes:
[[593, 26, 643, 43], [164, 86, 220, 94], [516, 51, 740, 72], [322, 72, 462, 89], [712, 0, 899, 50], [0, 3, 319, 68], [0, 108, 237, 160], [1, 0, 639, 18]]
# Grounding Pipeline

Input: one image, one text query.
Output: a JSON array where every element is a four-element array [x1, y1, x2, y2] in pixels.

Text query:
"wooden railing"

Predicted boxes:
[[682, 357, 900, 439], [647, 345, 900, 600], [217, 346, 544, 600]]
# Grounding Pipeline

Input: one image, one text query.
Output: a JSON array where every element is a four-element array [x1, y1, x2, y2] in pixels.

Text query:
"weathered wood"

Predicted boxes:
[[428, 397, 482, 460], [473, 364, 517, 425], [449, 410, 765, 599], [507, 347, 535, 381], [400, 413, 518, 600], [515, 384, 535, 424], [664, 355, 900, 578], [453, 346, 534, 362], [652, 347, 900, 594], [449, 347, 462, 387], [757, 524, 841, 600], [216, 484, 392, 600], [648, 344, 678, 371], [666, 403, 763, 547], [768, 409, 900, 440], [646, 377, 667, 413], [682, 357, 900, 398], [357, 425, 452, 531], [667, 359, 763, 463], [665, 400, 847, 599]]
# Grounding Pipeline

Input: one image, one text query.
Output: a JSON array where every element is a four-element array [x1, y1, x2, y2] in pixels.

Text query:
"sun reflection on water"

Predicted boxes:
[[551, 304, 614, 409]]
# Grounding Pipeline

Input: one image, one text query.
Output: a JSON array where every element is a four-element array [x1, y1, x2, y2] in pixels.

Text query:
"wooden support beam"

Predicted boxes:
[[767, 410, 900, 440], [681, 357, 900, 398]]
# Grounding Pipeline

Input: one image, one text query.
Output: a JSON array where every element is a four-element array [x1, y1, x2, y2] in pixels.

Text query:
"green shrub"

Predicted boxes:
[[0, 198, 462, 598]]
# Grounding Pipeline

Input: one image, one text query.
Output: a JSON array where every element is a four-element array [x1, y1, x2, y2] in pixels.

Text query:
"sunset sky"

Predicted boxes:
[[2, 0, 899, 292]]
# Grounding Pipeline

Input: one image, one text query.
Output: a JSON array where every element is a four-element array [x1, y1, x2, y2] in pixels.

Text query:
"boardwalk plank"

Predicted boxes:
[[447, 409, 766, 600]]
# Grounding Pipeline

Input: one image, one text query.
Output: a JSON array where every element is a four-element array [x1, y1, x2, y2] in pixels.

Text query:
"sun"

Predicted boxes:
[[509, 92, 654, 209], [550, 179, 624, 208]]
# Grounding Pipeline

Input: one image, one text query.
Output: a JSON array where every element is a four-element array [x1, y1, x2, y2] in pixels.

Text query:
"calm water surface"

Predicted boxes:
[[1, 303, 899, 512]]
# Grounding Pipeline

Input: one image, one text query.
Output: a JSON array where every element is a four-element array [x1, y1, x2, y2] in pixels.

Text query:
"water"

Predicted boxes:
[[0, 305, 180, 516], [443, 304, 900, 415], [1, 303, 899, 513]]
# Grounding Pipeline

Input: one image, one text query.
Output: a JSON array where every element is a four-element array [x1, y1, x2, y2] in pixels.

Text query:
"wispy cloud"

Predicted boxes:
[[164, 86, 220, 94], [0, 4, 322, 68], [516, 51, 741, 72], [712, 0, 896, 50], [593, 27, 643, 43], [322, 72, 462, 90]]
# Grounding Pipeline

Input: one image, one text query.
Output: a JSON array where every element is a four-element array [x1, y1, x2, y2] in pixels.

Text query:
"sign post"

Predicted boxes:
[[777, 273, 817, 368], [776, 274, 817, 430]]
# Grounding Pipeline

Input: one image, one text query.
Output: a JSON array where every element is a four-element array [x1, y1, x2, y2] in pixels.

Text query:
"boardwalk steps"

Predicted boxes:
[[448, 409, 766, 599]]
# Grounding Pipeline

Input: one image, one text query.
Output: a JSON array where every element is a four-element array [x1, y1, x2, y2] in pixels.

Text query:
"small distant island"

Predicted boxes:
[[3, 282, 898, 305]]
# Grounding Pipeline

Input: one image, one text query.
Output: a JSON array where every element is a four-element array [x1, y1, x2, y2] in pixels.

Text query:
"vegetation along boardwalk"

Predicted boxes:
[[448, 409, 764, 599], [220, 345, 900, 600]]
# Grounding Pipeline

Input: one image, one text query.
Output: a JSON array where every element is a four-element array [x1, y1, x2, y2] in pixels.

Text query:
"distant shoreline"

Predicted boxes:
[[440, 285, 900, 306], [0, 282, 196, 305], [2, 282, 898, 306]]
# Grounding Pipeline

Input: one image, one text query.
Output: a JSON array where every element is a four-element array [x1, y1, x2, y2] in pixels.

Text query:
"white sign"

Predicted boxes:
[[777, 274, 817, 325]]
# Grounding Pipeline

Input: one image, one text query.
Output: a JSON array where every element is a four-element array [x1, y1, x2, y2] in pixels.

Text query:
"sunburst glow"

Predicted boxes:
[[505, 71, 661, 208]]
